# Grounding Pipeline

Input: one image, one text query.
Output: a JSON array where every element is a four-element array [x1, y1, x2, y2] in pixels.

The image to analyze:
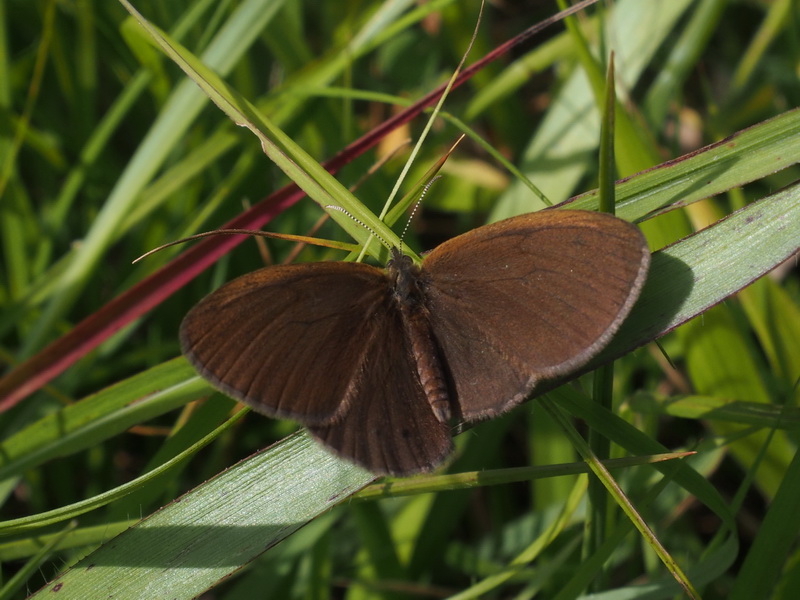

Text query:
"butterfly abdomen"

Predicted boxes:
[[402, 307, 452, 423]]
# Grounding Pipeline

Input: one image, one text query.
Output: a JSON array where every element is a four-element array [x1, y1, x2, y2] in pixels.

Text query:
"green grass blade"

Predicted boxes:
[[730, 448, 800, 600], [0, 407, 246, 536], [27, 432, 372, 599], [0, 359, 202, 482], [120, 0, 404, 261]]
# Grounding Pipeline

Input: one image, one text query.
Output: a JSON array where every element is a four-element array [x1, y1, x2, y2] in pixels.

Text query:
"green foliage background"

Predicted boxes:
[[1, 1, 799, 598]]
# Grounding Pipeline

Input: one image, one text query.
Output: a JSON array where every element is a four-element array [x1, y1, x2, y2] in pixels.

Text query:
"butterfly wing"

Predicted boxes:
[[307, 306, 453, 476], [422, 210, 650, 421], [182, 259, 453, 474], [180, 261, 393, 426]]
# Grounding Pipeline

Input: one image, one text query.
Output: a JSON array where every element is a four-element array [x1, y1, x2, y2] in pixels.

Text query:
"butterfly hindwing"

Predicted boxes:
[[308, 306, 453, 476]]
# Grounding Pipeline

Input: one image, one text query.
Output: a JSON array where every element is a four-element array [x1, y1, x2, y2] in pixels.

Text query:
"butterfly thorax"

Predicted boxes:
[[388, 248, 422, 305], [387, 247, 452, 423]]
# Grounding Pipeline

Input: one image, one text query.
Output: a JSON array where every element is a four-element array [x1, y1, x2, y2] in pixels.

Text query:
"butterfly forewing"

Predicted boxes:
[[180, 262, 391, 425], [422, 210, 649, 420]]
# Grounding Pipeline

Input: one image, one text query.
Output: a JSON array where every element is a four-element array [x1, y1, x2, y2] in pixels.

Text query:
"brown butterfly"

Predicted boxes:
[[180, 210, 650, 476]]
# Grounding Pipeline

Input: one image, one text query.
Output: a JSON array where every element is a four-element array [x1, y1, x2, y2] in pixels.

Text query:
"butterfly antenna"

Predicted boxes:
[[399, 175, 442, 255], [325, 205, 391, 257]]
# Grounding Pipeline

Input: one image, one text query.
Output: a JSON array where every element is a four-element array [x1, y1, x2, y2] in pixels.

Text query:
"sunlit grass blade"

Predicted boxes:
[[120, 0, 401, 259]]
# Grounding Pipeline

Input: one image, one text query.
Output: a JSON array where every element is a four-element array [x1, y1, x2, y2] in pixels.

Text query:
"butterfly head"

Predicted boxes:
[[387, 246, 423, 302]]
